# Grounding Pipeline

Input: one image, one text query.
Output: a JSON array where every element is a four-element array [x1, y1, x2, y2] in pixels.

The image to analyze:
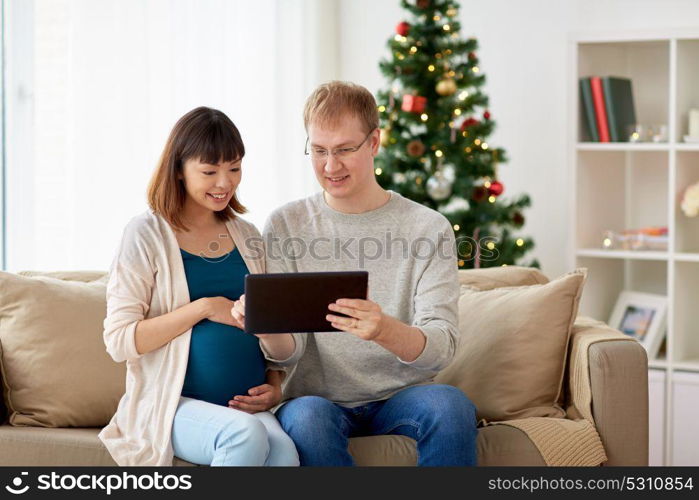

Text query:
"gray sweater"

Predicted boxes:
[[261, 190, 460, 407]]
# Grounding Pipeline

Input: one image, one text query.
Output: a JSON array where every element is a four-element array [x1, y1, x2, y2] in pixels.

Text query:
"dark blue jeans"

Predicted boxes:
[[276, 384, 478, 466]]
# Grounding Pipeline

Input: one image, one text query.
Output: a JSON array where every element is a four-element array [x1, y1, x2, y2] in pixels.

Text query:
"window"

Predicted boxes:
[[4, 0, 331, 271]]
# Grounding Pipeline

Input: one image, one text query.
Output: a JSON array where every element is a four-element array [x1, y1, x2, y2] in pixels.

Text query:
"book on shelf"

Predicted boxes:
[[602, 77, 636, 142], [590, 77, 611, 142], [579, 77, 599, 142], [579, 76, 637, 143]]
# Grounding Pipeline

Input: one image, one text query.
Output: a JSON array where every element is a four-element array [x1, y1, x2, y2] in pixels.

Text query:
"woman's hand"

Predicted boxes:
[[228, 383, 282, 413], [204, 297, 241, 328]]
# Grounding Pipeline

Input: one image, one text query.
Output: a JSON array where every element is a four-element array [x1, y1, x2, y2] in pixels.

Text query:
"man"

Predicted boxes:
[[234, 81, 477, 466]]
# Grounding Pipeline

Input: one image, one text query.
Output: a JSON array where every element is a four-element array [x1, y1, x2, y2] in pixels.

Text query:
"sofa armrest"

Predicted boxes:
[[0, 342, 7, 424], [567, 319, 649, 466], [0, 390, 5, 424]]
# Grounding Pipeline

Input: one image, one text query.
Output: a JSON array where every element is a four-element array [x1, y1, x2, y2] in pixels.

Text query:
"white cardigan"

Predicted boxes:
[[98, 209, 265, 466]]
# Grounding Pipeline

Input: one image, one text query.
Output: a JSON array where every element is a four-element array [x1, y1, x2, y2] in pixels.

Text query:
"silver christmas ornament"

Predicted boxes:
[[426, 170, 453, 201]]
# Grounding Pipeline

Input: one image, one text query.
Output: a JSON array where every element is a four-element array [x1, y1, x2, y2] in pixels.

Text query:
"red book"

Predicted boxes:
[[590, 77, 610, 142]]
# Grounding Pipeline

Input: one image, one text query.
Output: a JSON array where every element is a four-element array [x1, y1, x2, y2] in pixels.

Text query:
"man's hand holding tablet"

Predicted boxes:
[[326, 298, 387, 341]]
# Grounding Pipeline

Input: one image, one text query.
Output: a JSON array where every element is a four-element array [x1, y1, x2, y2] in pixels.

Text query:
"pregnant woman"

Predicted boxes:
[[98, 107, 298, 466]]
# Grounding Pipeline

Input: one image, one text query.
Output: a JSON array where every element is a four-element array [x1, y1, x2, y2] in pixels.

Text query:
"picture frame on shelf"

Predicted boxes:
[[608, 291, 667, 359]]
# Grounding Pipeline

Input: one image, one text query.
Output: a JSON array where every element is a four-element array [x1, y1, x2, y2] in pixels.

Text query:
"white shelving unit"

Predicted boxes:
[[569, 29, 699, 466]]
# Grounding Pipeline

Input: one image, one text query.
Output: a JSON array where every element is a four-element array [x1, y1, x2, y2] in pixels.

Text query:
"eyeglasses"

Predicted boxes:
[[304, 129, 375, 162]]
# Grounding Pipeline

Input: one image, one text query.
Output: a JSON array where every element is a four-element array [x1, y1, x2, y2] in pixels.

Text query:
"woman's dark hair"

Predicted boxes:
[[147, 106, 247, 231]]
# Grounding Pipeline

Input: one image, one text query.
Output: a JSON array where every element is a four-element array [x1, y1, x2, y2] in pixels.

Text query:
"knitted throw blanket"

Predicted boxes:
[[483, 317, 637, 466]]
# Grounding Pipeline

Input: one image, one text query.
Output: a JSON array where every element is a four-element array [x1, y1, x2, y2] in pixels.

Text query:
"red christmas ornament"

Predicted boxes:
[[513, 212, 525, 226], [488, 180, 504, 196], [468, 52, 477, 61], [472, 186, 488, 202], [416, 0, 431, 8], [460, 117, 480, 131], [483, 110, 491, 120], [396, 21, 410, 37], [401, 94, 427, 114]]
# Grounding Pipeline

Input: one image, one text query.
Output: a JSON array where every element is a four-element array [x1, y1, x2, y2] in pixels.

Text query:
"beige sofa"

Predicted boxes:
[[0, 266, 648, 466]]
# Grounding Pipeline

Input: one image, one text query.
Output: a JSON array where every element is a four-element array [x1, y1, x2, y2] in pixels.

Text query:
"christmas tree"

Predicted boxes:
[[374, 0, 539, 269]]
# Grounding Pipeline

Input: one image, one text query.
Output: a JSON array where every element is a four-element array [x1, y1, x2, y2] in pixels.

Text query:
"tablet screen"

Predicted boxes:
[[244, 271, 368, 334]]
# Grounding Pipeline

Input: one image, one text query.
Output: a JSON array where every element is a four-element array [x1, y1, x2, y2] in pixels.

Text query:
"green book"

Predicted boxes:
[[579, 77, 599, 142], [602, 77, 636, 142]]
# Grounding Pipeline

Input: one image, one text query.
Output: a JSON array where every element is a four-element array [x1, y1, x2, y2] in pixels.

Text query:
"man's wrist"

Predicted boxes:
[[372, 313, 393, 343], [265, 369, 285, 387]]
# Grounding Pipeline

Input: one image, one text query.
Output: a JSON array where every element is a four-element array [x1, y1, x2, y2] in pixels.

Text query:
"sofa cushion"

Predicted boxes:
[[17, 270, 108, 283], [0, 271, 124, 427], [458, 265, 549, 290], [436, 269, 586, 422], [0, 424, 544, 466]]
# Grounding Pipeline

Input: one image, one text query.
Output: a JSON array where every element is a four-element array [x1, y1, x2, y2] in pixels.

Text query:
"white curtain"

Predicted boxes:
[[4, 0, 338, 271]]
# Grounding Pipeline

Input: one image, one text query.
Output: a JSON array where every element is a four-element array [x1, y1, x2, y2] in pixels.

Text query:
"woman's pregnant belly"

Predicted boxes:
[[181, 319, 267, 407]]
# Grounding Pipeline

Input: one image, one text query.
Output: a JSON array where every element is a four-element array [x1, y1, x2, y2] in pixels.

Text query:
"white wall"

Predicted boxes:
[[338, 0, 699, 277]]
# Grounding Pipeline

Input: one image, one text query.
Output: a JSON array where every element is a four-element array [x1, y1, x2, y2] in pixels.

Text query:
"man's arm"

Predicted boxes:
[[401, 220, 460, 370], [326, 219, 459, 370]]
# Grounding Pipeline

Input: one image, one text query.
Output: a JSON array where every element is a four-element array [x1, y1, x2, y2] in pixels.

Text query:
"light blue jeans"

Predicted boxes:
[[171, 396, 299, 466]]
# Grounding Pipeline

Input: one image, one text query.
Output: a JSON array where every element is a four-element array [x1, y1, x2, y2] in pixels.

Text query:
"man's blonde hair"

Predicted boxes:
[[303, 81, 379, 133]]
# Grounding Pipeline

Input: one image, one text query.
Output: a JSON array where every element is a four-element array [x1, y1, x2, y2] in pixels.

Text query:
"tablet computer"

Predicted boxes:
[[244, 271, 368, 334]]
